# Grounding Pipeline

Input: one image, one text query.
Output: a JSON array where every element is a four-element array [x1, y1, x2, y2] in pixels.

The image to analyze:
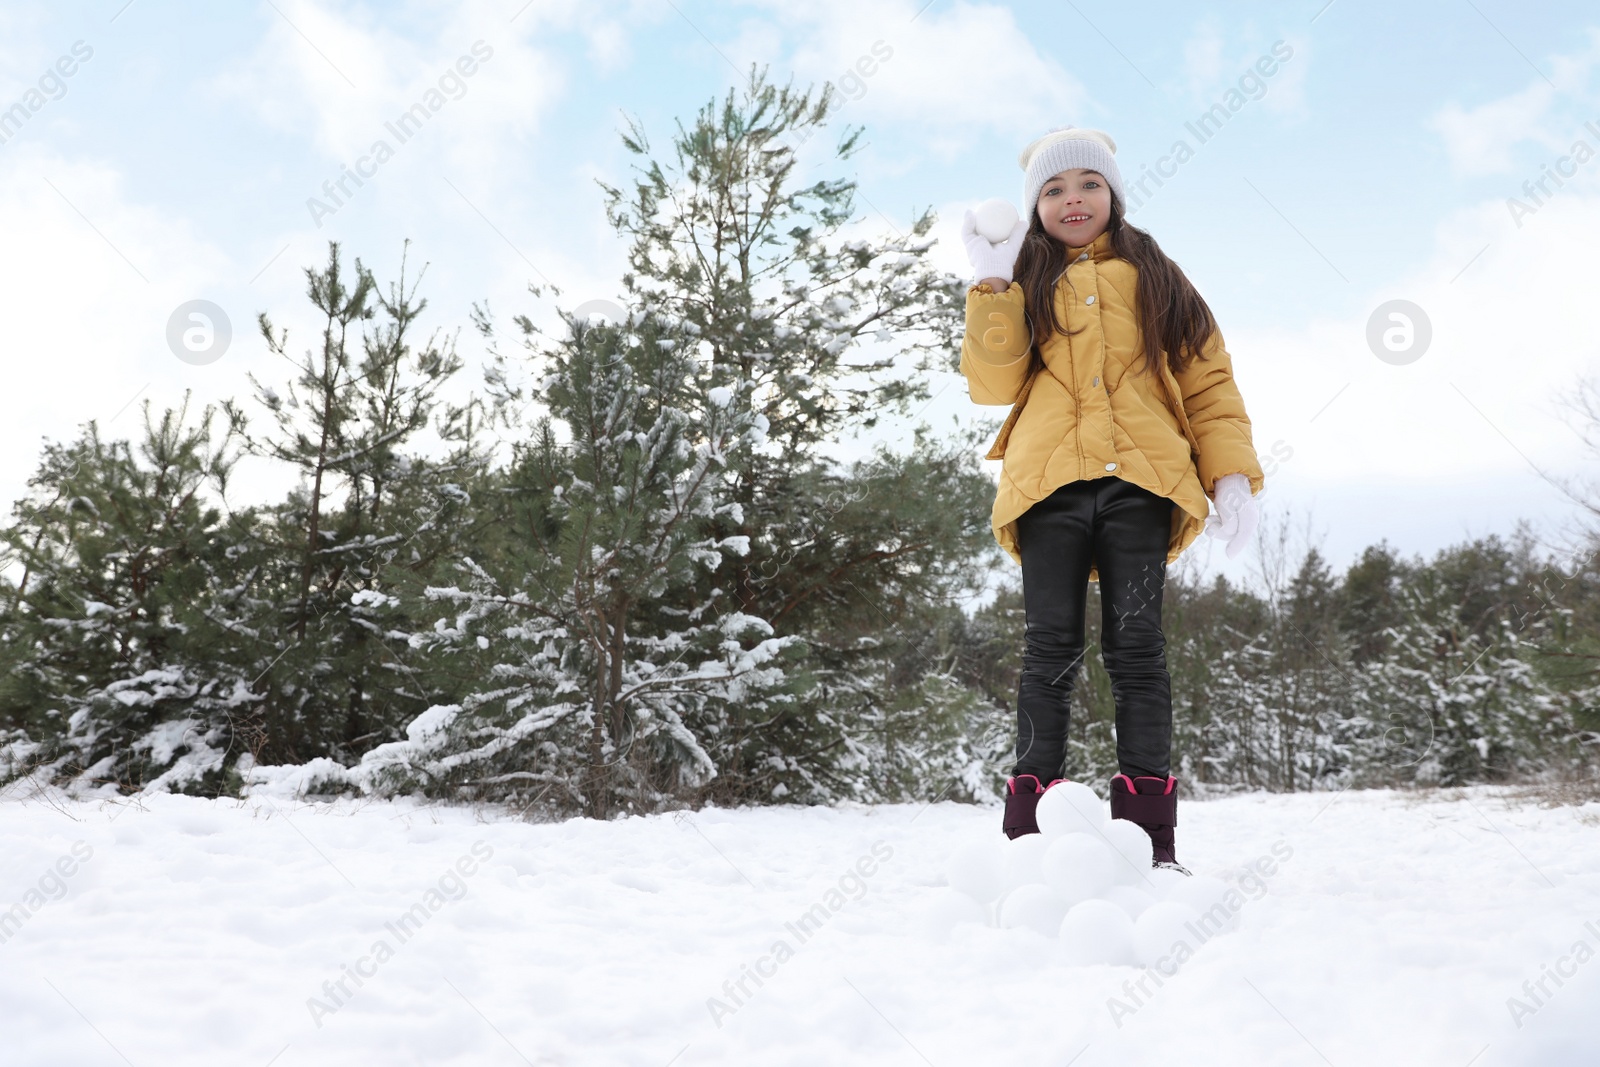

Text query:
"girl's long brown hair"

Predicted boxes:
[[1016, 188, 1217, 381]]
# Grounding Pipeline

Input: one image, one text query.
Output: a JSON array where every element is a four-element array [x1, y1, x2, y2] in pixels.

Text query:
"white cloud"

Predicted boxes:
[[0, 8, 53, 99], [190, 0, 659, 388], [1430, 27, 1600, 176], [584, 16, 633, 74], [0, 142, 246, 514], [1258, 34, 1309, 119], [719, 0, 1092, 154], [1174, 18, 1308, 120], [1180, 18, 1226, 101], [1431, 81, 1564, 176], [211, 0, 651, 213], [0, 130, 615, 524], [1222, 184, 1600, 538]]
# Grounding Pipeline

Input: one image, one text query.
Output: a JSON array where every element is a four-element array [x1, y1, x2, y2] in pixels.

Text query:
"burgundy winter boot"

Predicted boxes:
[[1002, 774, 1063, 839], [1109, 774, 1191, 875]]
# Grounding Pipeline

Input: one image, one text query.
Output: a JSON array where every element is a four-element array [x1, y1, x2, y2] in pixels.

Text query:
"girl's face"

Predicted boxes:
[[1036, 168, 1113, 247]]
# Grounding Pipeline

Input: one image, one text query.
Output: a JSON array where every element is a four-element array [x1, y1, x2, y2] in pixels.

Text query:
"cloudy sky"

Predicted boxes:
[[2, 0, 1598, 593]]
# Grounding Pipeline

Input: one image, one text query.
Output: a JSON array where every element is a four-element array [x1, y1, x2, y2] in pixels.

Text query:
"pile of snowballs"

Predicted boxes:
[[929, 782, 1239, 966]]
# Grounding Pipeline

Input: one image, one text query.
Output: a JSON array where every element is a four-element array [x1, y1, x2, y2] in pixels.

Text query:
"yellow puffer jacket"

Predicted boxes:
[[960, 229, 1264, 580]]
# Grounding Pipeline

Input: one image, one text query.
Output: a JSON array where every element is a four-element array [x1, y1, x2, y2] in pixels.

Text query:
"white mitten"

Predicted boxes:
[[1204, 472, 1258, 559], [961, 207, 1030, 285]]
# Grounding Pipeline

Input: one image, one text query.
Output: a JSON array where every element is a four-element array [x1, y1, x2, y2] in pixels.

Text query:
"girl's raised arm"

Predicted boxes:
[[959, 282, 1031, 406], [958, 206, 1033, 406]]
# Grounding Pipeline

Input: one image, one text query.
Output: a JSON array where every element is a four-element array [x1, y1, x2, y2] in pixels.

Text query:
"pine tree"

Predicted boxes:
[[398, 283, 791, 818], [1338, 541, 1410, 665], [592, 66, 973, 646], [1345, 571, 1558, 786], [396, 67, 993, 815], [224, 239, 472, 765], [0, 398, 259, 792]]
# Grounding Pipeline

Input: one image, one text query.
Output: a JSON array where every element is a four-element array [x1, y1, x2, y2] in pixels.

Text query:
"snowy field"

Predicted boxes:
[[2, 784, 1597, 1066]]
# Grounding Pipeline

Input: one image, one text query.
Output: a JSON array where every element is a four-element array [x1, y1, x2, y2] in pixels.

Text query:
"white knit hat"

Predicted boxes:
[[1019, 126, 1125, 223]]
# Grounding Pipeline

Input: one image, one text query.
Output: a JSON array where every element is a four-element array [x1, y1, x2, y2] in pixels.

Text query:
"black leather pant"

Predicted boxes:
[[1012, 476, 1175, 783]]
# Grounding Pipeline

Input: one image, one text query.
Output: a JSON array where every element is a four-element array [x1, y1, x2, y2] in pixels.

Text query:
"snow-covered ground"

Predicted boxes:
[[2, 783, 1597, 1065]]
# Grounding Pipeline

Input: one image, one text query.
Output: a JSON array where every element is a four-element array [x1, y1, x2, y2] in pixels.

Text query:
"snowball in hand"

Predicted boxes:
[[1041, 832, 1115, 903], [974, 197, 1021, 243], [945, 838, 1007, 904], [1059, 899, 1137, 966], [1035, 781, 1107, 837]]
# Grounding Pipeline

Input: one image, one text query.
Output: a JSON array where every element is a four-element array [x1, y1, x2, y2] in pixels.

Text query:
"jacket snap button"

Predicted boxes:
[[1076, 253, 1088, 262], [1092, 376, 1100, 387], [1086, 294, 1096, 304], [1104, 462, 1117, 471]]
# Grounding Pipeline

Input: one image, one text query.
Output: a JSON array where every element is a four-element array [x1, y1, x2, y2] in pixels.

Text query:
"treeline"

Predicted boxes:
[[958, 525, 1600, 794], [2, 72, 1595, 816]]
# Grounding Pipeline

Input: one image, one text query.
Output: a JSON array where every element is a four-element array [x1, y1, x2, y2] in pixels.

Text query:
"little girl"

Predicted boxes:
[[958, 126, 1263, 874]]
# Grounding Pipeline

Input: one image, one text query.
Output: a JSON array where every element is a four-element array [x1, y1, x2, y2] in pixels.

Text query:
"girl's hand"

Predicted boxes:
[[1204, 472, 1259, 558], [961, 207, 1030, 286]]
